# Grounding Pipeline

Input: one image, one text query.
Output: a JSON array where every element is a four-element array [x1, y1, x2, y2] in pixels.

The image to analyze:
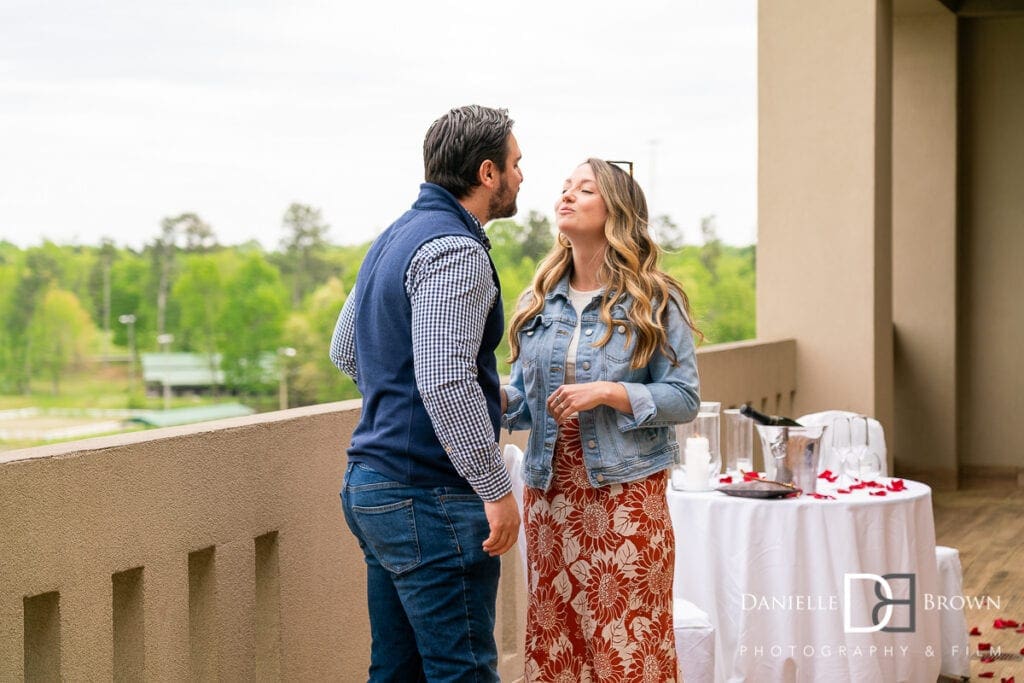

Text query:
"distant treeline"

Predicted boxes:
[[0, 205, 754, 405]]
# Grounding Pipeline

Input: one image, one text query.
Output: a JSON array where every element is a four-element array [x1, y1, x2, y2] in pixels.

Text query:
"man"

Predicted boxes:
[[330, 105, 523, 682]]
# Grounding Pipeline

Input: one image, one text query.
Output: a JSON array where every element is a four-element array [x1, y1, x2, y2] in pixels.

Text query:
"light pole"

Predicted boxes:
[[157, 333, 174, 409], [118, 314, 137, 395], [277, 347, 297, 411]]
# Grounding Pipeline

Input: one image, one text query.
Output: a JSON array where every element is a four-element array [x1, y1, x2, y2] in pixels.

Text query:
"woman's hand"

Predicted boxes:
[[547, 381, 632, 423]]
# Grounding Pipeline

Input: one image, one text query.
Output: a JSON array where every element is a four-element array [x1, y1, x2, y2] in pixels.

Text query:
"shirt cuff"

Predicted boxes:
[[462, 448, 514, 502], [502, 385, 526, 432]]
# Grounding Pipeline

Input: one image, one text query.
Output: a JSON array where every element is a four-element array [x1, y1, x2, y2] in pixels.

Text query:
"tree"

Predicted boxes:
[[109, 254, 151, 348], [654, 214, 685, 250], [521, 210, 554, 262], [3, 244, 65, 392], [699, 214, 723, 282], [283, 277, 358, 405], [85, 238, 118, 354], [182, 216, 217, 252], [218, 254, 288, 393], [173, 254, 225, 393], [279, 203, 331, 306], [27, 287, 96, 394]]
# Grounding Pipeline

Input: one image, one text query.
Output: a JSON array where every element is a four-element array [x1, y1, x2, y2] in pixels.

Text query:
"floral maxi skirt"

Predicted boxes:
[[523, 418, 680, 682]]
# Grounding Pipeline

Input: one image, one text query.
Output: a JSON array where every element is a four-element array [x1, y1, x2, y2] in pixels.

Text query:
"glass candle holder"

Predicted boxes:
[[724, 408, 753, 475], [676, 402, 721, 488]]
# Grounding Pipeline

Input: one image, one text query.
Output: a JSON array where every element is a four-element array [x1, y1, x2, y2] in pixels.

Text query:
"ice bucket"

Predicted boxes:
[[756, 425, 828, 494]]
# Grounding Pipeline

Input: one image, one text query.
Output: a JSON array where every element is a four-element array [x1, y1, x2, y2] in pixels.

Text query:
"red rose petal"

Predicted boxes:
[[978, 673, 994, 679], [869, 490, 887, 496], [978, 642, 992, 651], [1017, 627, 1024, 634], [811, 493, 836, 500], [886, 479, 906, 492], [1001, 676, 1015, 683], [970, 626, 982, 636], [836, 488, 851, 494], [719, 475, 733, 484]]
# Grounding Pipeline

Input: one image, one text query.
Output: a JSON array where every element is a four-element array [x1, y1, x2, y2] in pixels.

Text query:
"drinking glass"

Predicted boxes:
[[724, 408, 753, 475], [858, 451, 883, 481], [839, 416, 880, 483], [830, 416, 854, 481]]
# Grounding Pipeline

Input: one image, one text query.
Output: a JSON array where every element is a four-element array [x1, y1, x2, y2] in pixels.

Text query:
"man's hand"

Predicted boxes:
[[482, 493, 520, 557]]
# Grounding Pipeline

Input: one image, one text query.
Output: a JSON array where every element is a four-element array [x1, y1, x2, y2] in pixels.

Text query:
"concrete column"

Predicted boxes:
[[758, 0, 894, 439], [892, 9, 958, 487], [144, 554, 190, 681], [216, 538, 257, 681], [0, 598, 23, 680], [61, 577, 114, 681]]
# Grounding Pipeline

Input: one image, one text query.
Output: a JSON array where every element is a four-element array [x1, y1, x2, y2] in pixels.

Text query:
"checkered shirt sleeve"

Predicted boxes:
[[329, 291, 358, 380], [406, 236, 512, 502]]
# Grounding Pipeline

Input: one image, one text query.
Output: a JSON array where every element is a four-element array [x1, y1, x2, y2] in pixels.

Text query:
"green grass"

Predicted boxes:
[[0, 362, 265, 452]]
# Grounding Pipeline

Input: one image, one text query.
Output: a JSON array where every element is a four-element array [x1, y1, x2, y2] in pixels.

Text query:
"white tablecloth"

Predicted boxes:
[[668, 478, 942, 682]]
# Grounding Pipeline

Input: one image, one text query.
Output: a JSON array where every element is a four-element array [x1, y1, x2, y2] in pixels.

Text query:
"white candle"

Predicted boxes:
[[684, 436, 711, 491]]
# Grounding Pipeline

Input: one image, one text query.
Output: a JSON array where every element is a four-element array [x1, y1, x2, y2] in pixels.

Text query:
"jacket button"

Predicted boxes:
[[587, 439, 597, 448], [584, 328, 593, 336], [596, 474, 605, 482], [616, 325, 626, 333], [526, 331, 534, 336], [582, 361, 590, 370]]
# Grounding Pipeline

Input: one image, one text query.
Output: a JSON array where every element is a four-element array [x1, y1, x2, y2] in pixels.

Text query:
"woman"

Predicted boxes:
[[502, 158, 702, 682]]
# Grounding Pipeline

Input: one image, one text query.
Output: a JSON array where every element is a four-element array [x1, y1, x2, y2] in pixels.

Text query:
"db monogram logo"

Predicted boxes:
[[843, 573, 916, 633]]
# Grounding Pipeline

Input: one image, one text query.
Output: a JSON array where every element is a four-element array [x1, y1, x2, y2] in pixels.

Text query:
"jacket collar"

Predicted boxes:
[[546, 274, 572, 302], [411, 183, 491, 249]]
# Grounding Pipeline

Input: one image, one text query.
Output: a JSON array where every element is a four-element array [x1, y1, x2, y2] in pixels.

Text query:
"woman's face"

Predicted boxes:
[[555, 163, 608, 245]]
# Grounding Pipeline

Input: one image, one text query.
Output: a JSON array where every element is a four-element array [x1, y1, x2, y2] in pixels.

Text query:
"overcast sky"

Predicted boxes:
[[0, 0, 757, 252]]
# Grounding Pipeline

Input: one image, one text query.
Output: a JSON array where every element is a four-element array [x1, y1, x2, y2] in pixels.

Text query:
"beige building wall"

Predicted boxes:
[[892, 8, 959, 487], [959, 16, 1024, 471], [758, 0, 895, 439]]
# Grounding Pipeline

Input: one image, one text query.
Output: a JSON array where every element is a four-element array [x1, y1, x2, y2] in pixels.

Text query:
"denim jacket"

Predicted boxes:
[[502, 275, 700, 490]]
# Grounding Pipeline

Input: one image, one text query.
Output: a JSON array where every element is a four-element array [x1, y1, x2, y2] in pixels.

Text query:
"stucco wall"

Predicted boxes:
[[892, 8, 959, 487], [758, 0, 895, 439], [1, 339, 796, 680], [958, 16, 1024, 471]]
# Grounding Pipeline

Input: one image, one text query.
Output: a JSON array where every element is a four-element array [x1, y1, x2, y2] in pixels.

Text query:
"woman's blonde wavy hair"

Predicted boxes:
[[508, 158, 702, 369]]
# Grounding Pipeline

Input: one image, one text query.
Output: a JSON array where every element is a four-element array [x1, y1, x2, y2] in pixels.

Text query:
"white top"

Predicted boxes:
[[566, 285, 603, 383]]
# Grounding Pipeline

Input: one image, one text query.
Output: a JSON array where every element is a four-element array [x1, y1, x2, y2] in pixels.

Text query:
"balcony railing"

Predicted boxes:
[[0, 338, 795, 681]]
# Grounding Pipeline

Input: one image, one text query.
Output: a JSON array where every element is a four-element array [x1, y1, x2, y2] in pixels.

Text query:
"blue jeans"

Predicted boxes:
[[341, 462, 501, 683]]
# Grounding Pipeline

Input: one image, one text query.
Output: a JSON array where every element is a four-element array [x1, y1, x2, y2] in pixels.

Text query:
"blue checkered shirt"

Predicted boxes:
[[330, 229, 512, 502]]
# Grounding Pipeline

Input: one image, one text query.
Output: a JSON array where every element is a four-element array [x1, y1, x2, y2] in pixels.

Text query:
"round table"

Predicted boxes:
[[668, 477, 943, 682]]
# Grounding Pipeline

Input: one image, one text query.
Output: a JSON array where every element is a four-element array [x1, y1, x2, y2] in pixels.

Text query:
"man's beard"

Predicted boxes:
[[488, 175, 518, 220]]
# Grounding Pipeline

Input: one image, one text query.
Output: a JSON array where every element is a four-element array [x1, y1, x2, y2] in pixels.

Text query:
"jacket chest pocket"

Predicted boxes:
[[519, 315, 554, 377], [600, 320, 647, 382], [603, 320, 636, 363]]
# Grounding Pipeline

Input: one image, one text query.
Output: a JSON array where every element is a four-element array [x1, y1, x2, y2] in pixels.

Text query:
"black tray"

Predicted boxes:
[[716, 479, 801, 499]]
